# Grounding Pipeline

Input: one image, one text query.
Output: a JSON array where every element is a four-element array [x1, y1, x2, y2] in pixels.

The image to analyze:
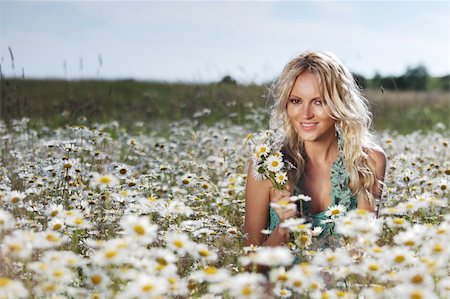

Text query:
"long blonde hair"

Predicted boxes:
[[269, 51, 380, 205]]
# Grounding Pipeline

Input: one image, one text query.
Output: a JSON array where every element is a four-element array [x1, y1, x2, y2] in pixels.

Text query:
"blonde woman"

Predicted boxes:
[[244, 51, 386, 248]]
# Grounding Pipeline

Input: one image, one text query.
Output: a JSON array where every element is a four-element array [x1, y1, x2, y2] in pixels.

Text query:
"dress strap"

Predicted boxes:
[[329, 128, 354, 210]]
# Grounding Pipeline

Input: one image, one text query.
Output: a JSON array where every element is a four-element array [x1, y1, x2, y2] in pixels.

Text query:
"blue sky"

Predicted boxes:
[[0, 1, 448, 83]]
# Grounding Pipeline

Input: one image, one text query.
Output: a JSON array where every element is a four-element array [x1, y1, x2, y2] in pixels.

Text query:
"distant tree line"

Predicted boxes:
[[353, 65, 449, 91], [220, 65, 449, 91]]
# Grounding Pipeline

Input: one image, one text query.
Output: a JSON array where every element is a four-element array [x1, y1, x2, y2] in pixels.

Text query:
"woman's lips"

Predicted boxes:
[[300, 122, 319, 130]]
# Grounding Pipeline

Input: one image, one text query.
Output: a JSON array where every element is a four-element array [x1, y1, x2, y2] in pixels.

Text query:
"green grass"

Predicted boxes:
[[1, 78, 448, 134]]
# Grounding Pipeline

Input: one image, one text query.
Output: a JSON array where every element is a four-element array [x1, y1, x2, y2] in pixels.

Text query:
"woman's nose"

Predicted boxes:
[[302, 104, 313, 119]]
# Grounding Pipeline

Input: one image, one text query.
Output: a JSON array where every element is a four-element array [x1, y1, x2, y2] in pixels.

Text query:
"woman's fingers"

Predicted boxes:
[[269, 188, 291, 203], [274, 205, 298, 222]]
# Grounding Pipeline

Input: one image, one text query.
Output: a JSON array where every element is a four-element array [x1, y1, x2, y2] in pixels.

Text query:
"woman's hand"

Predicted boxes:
[[269, 187, 298, 223]]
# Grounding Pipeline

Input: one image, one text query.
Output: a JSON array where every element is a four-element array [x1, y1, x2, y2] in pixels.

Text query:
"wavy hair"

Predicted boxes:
[[269, 51, 380, 205]]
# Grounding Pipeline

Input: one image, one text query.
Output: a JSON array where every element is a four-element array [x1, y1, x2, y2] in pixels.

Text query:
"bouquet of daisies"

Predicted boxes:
[[245, 129, 294, 190]]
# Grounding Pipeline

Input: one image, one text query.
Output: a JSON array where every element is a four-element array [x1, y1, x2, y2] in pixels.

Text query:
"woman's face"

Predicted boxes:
[[286, 71, 336, 143]]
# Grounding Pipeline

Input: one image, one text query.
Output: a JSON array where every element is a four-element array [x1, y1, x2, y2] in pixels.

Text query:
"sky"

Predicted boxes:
[[0, 1, 449, 84]]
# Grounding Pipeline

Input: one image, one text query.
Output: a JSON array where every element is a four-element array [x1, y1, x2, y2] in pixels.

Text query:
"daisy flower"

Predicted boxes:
[[255, 143, 271, 159], [190, 266, 230, 284], [227, 272, 266, 299], [85, 268, 110, 290], [119, 274, 169, 298], [5, 191, 26, 206], [275, 171, 288, 185], [121, 215, 158, 244], [192, 243, 218, 262], [166, 232, 195, 256], [325, 204, 347, 218], [179, 173, 197, 188], [247, 246, 294, 267], [35, 230, 70, 249], [0, 277, 28, 298], [265, 155, 284, 173], [90, 173, 119, 190], [273, 285, 292, 298], [0, 209, 15, 231], [2, 230, 34, 259]]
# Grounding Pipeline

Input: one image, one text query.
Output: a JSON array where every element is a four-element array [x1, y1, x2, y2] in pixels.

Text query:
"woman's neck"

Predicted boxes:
[[303, 134, 338, 166]]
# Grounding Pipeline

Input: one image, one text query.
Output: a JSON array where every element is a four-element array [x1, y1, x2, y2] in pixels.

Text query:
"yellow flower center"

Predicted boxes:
[[99, 176, 111, 184], [11, 197, 20, 203], [410, 291, 423, 299], [156, 257, 167, 266], [43, 283, 56, 292], [279, 289, 289, 296], [91, 275, 102, 285], [241, 286, 252, 296], [75, 218, 83, 225], [8, 243, 22, 252], [411, 274, 423, 284], [105, 250, 117, 259], [300, 234, 309, 243], [52, 223, 62, 230], [182, 179, 190, 185], [271, 161, 279, 167], [393, 218, 405, 224], [53, 270, 64, 278], [368, 264, 379, 271], [46, 234, 58, 242], [278, 200, 289, 206], [331, 209, 340, 215], [404, 240, 415, 246], [204, 266, 217, 275], [133, 225, 145, 235], [394, 255, 405, 263], [0, 278, 11, 287], [432, 244, 443, 253], [173, 240, 183, 248], [373, 285, 384, 293], [142, 284, 154, 292], [198, 249, 209, 257], [147, 196, 157, 202]]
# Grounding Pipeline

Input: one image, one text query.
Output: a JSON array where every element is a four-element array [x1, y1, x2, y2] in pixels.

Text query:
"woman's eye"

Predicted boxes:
[[314, 100, 322, 105], [289, 98, 301, 104]]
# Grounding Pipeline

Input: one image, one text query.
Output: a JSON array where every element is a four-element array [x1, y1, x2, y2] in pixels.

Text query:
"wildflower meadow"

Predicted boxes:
[[0, 109, 449, 298]]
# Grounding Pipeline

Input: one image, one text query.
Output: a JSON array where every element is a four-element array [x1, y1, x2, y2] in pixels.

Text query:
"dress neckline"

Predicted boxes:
[[295, 128, 355, 216]]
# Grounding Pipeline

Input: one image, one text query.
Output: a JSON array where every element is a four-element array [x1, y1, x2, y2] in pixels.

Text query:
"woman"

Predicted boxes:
[[244, 51, 386, 248]]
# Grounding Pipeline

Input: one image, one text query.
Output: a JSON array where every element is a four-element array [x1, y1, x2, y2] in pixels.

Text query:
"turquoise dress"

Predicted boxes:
[[267, 130, 357, 246]]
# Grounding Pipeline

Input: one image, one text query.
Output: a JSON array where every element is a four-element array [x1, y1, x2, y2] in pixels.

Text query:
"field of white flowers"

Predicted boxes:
[[0, 116, 448, 299]]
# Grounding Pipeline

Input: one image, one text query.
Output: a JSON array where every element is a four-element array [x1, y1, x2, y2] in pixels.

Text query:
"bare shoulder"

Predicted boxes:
[[364, 146, 387, 180], [367, 146, 387, 167]]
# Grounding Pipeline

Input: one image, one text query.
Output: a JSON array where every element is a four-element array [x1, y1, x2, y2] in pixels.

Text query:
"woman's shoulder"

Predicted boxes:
[[363, 145, 387, 174]]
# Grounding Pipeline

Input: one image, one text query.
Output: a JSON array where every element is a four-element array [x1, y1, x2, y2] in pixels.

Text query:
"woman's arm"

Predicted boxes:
[[357, 148, 387, 211], [243, 162, 295, 247]]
